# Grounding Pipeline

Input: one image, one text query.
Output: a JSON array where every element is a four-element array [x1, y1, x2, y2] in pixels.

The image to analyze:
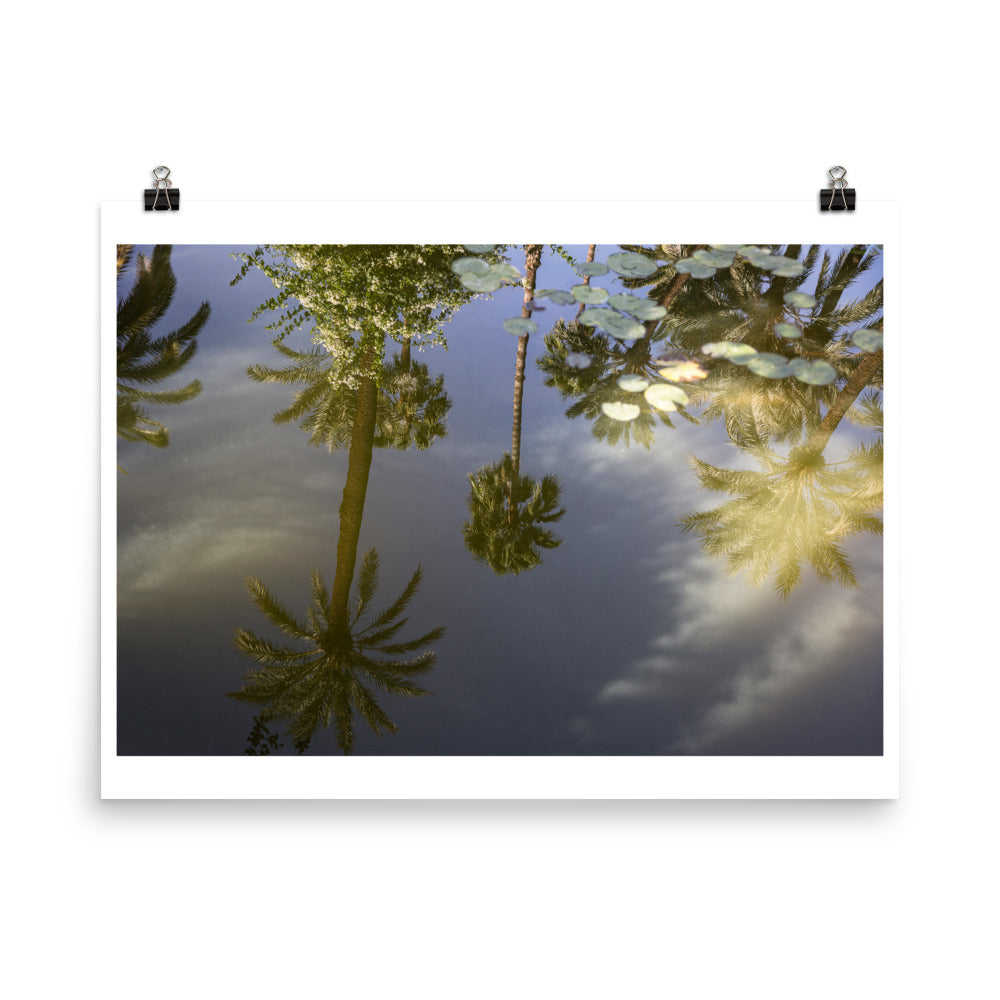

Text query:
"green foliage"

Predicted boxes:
[[379, 352, 453, 450], [232, 244, 493, 389], [547, 244, 581, 270], [116, 244, 209, 456], [244, 715, 284, 754], [537, 319, 697, 450], [655, 244, 882, 447], [247, 338, 452, 452], [463, 455, 566, 576], [230, 549, 444, 754]]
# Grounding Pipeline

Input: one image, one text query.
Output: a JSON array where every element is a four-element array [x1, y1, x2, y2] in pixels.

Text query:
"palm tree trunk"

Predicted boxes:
[[400, 337, 411, 371], [660, 271, 690, 309], [802, 349, 882, 456], [511, 244, 543, 475], [511, 334, 529, 475], [642, 245, 708, 337], [574, 244, 597, 320], [329, 341, 381, 632], [661, 244, 709, 309]]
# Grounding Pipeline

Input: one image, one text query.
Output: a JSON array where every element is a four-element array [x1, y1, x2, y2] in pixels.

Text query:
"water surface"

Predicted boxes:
[[116, 243, 883, 755]]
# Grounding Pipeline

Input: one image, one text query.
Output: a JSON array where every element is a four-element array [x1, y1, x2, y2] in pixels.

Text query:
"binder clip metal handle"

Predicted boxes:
[[819, 165, 855, 211], [144, 166, 180, 211]]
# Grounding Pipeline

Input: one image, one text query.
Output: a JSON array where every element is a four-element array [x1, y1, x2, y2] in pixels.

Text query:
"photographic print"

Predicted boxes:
[[113, 239, 885, 769]]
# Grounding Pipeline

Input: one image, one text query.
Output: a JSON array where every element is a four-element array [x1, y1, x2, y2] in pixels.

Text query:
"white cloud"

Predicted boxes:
[[592, 532, 883, 753]]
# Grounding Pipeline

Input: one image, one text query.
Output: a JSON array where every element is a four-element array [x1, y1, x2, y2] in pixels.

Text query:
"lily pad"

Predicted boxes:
[[738, 246, 771, 257], [565, 352, 592, 370], [789, 358, 837, 385], [602, 315, 647, 340], [607, 252, 658, 278], [572, 284, 609, 304], [693, 248, 735, 268], [579, 308, 613, 327], [644, 383, 689, 411], [490, 263, 523, 282], [629, 302, 666, 321], [607, 292, 642, 311], [579, 308, 645, 340], [746, 353, 792, 378], [601, 401, 641, 422], [727, 349, 758, 366], [710, 244, 742, 251], [607, 293, 666, 320], [674, 258, 717, 278], [463, 245, 497, 253], [617, 374, 650, 393], [535, 288, 576, 305], [577, 261, 610, 277], [460, 271, 502, 292], [852, 328, 883, 352], [784, 291, 817, 309], [702, 341, 758, 362], [503, 317, 538, 337], [753, 255, 798, 272], [771, 261, 806, 278], [774, 323, 802, 339], [451, 256, 489, 276]]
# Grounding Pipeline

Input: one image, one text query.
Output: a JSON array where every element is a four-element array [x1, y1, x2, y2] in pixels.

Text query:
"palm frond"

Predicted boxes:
[[363, 565, 425, 635], [245, 577, 312, 640], [351, 550, 379, 625]]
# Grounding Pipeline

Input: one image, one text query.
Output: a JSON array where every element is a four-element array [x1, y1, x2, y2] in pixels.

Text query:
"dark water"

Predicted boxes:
[[116, 244, 883, 755]]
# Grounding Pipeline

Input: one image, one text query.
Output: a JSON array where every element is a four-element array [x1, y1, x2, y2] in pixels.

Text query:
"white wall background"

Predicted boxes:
[[2, 2, 994, 997]]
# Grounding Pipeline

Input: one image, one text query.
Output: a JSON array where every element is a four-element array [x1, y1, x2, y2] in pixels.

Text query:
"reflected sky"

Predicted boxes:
[[116, 244, 882, 755]]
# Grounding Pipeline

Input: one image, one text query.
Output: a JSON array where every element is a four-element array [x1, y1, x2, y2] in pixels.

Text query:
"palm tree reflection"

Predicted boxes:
[[247, 339, 451, 453], [463, 246, 566, 575], [116, 244, 209, 457], [230, 246, 457, 753], [538, 318, 698, 449], [681, 347, 883, 596]]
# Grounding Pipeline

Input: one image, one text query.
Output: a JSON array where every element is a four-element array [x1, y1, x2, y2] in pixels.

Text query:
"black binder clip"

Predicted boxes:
[[144, 166, 180, 211], [819, 165, 855, 211]]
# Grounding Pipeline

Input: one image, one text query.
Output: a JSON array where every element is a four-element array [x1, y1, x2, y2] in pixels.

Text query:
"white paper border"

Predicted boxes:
[[101, 199, 899, 799]]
